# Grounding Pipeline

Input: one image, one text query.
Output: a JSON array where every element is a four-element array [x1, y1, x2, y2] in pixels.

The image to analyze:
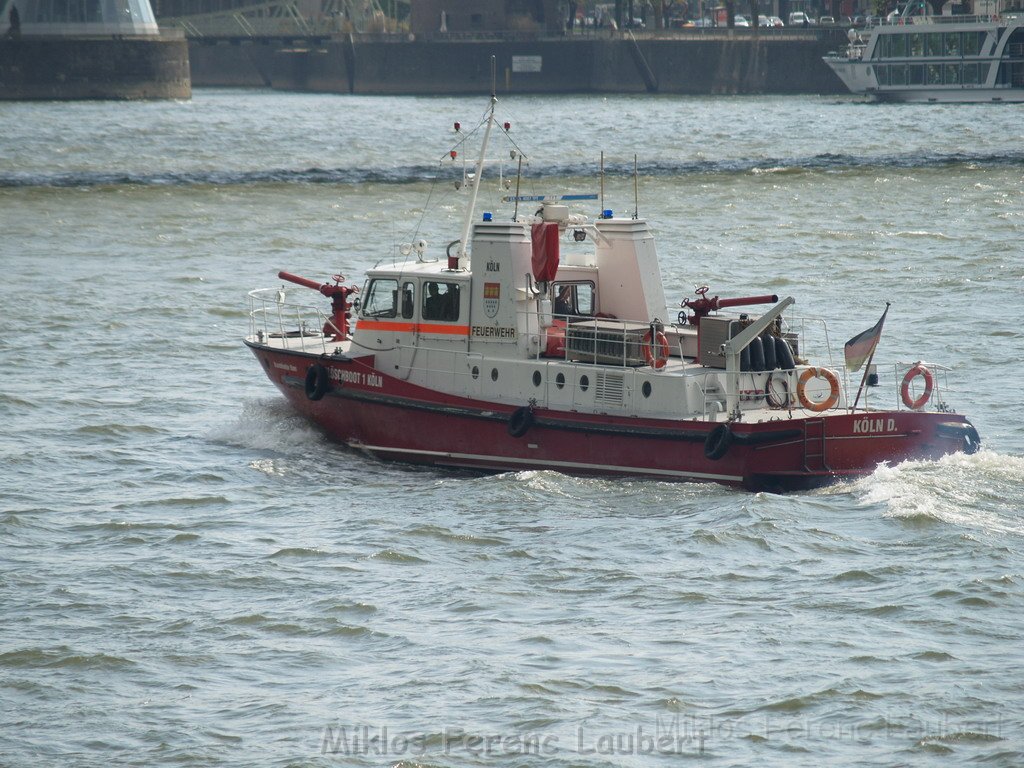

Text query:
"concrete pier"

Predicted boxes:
[[189, 33, 847, 96], [0, 35, 190, 100]]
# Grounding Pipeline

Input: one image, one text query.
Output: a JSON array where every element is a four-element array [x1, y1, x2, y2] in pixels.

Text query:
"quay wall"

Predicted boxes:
[[191, 34, 847, 95], [0, 36, 191, 100]]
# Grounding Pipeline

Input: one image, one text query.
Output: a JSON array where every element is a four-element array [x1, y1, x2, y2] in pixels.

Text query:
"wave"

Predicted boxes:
[[4, 150, 1023, 189], [856, 450, 1024, 536]]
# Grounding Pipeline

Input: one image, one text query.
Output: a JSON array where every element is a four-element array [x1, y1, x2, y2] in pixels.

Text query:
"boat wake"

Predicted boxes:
[[855, 450, 1024, 536], [209, 397, 327, 454], [5, 149, 1024, 189]]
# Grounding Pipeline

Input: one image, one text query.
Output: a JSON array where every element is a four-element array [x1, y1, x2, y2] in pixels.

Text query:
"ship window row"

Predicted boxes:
[[361, 278, 462, 322], [874, 62, 988, 86], [874, 31, 986, 59]]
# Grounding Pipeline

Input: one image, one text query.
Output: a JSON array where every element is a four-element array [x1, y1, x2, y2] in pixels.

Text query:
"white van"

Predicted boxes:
[[788, 11, 811, 25]]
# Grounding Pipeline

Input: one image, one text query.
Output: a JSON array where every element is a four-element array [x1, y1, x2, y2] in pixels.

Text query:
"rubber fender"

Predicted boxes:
[[507, 406, 534, 438], [304, 363, 330, 401], [761, 332, 777, 370], [749, 335, 765, 372], [704, 423, 733, 461], [775, 336, 796, 370]]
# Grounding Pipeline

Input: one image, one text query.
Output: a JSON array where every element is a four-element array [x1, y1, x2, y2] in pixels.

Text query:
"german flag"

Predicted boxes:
[[844, 304, 889, 372]]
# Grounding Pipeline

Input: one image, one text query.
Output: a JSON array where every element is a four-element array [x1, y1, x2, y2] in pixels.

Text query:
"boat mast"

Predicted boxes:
[[452, 57, 497, 271]]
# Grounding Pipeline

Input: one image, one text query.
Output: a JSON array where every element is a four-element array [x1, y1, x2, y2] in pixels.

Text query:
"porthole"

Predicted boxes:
[[555, 372, 565, 390], [532, 370, 542, 387], [580, 375, 589, 392], [491, 368, 499, 382], [471, 366, 479, 380], [642, 381, 652, 398]]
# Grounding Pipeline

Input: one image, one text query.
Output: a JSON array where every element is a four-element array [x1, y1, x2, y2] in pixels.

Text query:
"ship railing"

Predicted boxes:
[[526, 312, 666, 367], [890, 360, 955, 412], [247, 287, 334, 354], [878, 13, 1009, 25], [837, 360, 956, 413]]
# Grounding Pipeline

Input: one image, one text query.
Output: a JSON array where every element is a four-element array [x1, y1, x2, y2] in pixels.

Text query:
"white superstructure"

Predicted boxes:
[[824, 11, 1024, 102]]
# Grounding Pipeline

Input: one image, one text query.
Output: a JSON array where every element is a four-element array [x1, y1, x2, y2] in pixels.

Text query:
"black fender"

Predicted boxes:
[[704, 423, 733, 461], [304, 363, 330, 401], [507, 406, 534, 438]]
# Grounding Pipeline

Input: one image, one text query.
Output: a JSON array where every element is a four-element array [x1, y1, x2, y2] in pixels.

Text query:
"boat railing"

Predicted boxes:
[[834, 360, 955, 412], [874, 13, 1009, 25], [891, 360, 954, 412], [247, 287, 334, 354]]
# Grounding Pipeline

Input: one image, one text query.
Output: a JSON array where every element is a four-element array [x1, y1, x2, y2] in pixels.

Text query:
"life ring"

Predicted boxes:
[[900, 364, 933, 410], [507, 406, 534, 438], [304, 363, 330, 401], [642, 330, 671, 370], [796, 367, 840, 412], [704, 423, 733, 461]]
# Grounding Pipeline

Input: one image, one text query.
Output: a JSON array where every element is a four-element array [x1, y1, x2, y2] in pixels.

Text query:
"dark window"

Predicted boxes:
[[423, 281, 461, 321], [362, 278, 399, 318], [401, 282, 415, 320], [552, 281, 596, 318]]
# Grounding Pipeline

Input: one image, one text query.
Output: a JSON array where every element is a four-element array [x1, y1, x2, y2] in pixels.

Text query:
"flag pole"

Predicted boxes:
[[852, 302, 889, 411]]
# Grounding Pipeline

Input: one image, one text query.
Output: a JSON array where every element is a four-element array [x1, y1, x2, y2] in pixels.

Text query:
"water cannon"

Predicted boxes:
[[278, 270, 358, 341], [681, 285, 779, 326]]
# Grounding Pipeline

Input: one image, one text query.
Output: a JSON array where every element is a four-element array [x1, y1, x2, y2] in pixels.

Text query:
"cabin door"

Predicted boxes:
[[396, 280, 418, 379]]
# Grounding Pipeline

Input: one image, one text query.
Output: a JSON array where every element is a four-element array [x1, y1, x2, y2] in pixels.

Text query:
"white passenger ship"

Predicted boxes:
[[824, 8, 1024, 102]]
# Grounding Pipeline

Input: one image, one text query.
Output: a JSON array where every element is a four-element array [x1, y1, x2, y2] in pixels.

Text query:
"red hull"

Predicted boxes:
[[248, 343, 979, 492]]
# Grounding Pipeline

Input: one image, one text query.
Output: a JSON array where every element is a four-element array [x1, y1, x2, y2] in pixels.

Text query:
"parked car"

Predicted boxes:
[[758, 14, 774, 26], [788, 11, 811, 25], [769, 15, 785, 26], [819, 15, 836, 25], [733, 14, 751, 26]]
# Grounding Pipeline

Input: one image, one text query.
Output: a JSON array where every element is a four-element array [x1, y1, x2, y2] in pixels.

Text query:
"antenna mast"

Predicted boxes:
[[633, 154, 639, 219], [453, 56, 497, 271]]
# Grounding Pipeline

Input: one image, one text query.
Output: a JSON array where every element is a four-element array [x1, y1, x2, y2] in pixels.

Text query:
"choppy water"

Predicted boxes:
[[2, 90, 1023, 767]]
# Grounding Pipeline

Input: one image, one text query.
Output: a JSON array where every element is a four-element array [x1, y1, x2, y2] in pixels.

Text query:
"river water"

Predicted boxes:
[[2, 90, 1023, 766]]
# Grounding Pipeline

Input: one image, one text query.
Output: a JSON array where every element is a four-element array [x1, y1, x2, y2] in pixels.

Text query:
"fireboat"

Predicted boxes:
[[244, 89, 979, 492]]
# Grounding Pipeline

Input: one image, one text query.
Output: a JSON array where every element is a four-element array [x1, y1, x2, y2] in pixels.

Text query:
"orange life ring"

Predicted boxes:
[[900, 364, 933, 410], [796, 367, 840, 412], [642, 330, 671, 370]]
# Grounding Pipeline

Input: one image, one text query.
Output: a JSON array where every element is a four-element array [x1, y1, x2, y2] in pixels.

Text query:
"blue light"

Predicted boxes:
[[602, 209, 613, 219], [482, 212, 493, 221]]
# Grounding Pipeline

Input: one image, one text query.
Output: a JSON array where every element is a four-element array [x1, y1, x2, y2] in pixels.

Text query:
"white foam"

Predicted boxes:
[[209, 397, 326, 453], [855, 450, 1024, 536]]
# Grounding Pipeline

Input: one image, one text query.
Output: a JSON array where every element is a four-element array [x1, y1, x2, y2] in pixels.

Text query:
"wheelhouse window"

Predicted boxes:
[[552, 282, 596, 318], [422, 281, 461, 321], [401, 282, 415, 319], [362, 278, 399, 318]]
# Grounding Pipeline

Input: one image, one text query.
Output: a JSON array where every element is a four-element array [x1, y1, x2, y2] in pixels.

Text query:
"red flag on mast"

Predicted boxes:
[[844, 304, 889, 372]]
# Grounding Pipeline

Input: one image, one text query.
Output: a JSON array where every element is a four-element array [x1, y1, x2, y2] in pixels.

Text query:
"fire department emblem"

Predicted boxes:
[[483, 282, 500, 318]]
